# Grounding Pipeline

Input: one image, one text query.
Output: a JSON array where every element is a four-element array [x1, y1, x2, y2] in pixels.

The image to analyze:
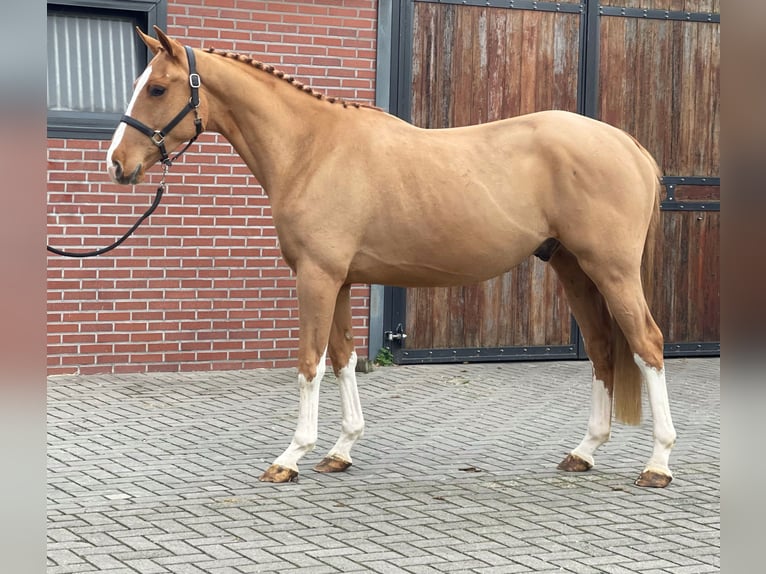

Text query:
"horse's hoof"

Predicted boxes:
[[635, 469, 672, 488], [259, 464, 299, 483], [314, 455, 352, 473], [557, 453, 593, 472]]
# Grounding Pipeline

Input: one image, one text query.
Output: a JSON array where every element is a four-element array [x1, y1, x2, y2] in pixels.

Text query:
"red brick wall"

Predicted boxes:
[[47, 0, 378, 375]]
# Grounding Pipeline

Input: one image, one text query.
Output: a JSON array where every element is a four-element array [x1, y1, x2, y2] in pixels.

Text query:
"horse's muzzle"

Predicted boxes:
[[108, 160, 143, 185]]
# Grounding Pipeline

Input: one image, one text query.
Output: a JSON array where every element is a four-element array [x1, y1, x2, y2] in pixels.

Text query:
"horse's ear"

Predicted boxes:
[[153, 26, 180, 59], [135, 27, 161, 54]]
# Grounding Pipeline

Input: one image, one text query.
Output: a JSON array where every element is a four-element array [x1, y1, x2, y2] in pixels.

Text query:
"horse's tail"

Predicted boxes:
[[612, 142, 662, 426]]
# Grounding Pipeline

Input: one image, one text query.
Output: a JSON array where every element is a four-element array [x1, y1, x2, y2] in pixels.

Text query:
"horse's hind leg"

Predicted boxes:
[[549, 246, 615, 472], [315, 284, 365, 473], [582, 261, 676, 488]]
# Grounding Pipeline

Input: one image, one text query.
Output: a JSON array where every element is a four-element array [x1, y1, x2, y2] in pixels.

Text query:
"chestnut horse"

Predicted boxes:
[[106, 27, 676, 487]]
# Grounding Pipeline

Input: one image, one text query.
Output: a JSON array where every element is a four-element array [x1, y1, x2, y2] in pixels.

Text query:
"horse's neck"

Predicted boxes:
[[201, 55, 335, 195]]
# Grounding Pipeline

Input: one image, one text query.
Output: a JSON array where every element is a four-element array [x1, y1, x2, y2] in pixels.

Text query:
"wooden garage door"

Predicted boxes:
[[383, 0, 719, 362]]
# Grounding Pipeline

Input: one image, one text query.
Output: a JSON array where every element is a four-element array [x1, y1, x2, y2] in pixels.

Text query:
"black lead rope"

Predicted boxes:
[[46, 181, 166, 258], [47, 46, 202, 259]]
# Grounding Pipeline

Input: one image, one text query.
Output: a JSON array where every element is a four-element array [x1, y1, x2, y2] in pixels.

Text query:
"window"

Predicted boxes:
[[47, 1, 167, 139]]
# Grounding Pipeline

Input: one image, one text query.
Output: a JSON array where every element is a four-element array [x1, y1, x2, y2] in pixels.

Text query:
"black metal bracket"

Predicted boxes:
[[415, 1, 720, 23], [416, 0, 584, 13], [391, 340, 719, 363], [599, 6, 719, 23], [397, 344, 580, 364], [660, 176, 720, 212], [664, 342, 720, 357]]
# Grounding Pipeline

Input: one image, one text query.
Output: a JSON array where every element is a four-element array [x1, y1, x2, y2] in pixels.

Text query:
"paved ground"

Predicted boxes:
[[48, 358, 719, 573]]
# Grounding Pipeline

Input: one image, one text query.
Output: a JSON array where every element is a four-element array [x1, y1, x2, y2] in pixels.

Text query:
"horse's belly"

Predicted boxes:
[[347, 234, 540, 287]]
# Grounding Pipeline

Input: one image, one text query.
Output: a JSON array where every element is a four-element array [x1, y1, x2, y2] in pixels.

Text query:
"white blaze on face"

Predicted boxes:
[[106, 64, 153, 179]]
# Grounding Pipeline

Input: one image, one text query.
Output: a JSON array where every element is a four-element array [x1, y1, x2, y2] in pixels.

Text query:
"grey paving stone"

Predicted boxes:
[[48, 358, 719, 573]]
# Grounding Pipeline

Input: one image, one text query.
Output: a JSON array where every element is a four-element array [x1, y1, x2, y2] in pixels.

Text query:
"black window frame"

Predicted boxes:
[[47, 0, 167, 140]]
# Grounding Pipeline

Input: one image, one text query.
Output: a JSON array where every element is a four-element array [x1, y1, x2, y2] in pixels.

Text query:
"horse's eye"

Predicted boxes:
[[148, 86, 166, 97]]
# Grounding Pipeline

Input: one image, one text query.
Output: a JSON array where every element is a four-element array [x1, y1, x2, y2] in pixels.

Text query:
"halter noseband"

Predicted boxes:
[[120, 45, 203, 167]]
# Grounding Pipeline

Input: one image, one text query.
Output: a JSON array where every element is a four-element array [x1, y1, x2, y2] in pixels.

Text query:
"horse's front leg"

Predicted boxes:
[[315, 284, 365, 473], [259, 267, 341, 483]]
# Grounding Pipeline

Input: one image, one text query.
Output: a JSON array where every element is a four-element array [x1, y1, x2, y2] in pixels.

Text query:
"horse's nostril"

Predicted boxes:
[[128, 164, 142, 184], [112, 160, 123, 180]]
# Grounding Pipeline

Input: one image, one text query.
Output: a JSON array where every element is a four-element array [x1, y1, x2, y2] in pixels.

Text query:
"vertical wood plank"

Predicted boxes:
[[519, 10, 537, 115], [700, 212, 720, 341]]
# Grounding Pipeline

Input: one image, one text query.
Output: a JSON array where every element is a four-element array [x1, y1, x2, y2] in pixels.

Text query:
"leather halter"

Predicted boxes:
[[120, 45, 203, 166], [46, 46, 202, 258]]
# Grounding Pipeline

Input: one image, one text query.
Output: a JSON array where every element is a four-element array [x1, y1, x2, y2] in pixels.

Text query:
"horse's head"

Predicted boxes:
[[107, 27, 206, 185]]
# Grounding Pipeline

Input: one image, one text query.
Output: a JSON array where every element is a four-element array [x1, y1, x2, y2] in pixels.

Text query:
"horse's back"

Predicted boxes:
[[363, 109, 658, 212]]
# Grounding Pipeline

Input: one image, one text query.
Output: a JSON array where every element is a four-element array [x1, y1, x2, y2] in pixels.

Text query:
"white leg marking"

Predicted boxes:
[[326, 351, 365, 463], [106, 64, 153, 177], [272, 349, 327, 472], [635, 354, 676, 476], [570, 373, 613, 466]]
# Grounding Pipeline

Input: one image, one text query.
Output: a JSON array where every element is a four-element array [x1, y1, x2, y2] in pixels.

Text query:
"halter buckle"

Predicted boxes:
[[151, 131, 165, 146], [189, 73, 201, 89]]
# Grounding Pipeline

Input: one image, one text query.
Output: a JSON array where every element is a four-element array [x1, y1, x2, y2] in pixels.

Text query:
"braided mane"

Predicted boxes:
[[204, 47, 380, 111]]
